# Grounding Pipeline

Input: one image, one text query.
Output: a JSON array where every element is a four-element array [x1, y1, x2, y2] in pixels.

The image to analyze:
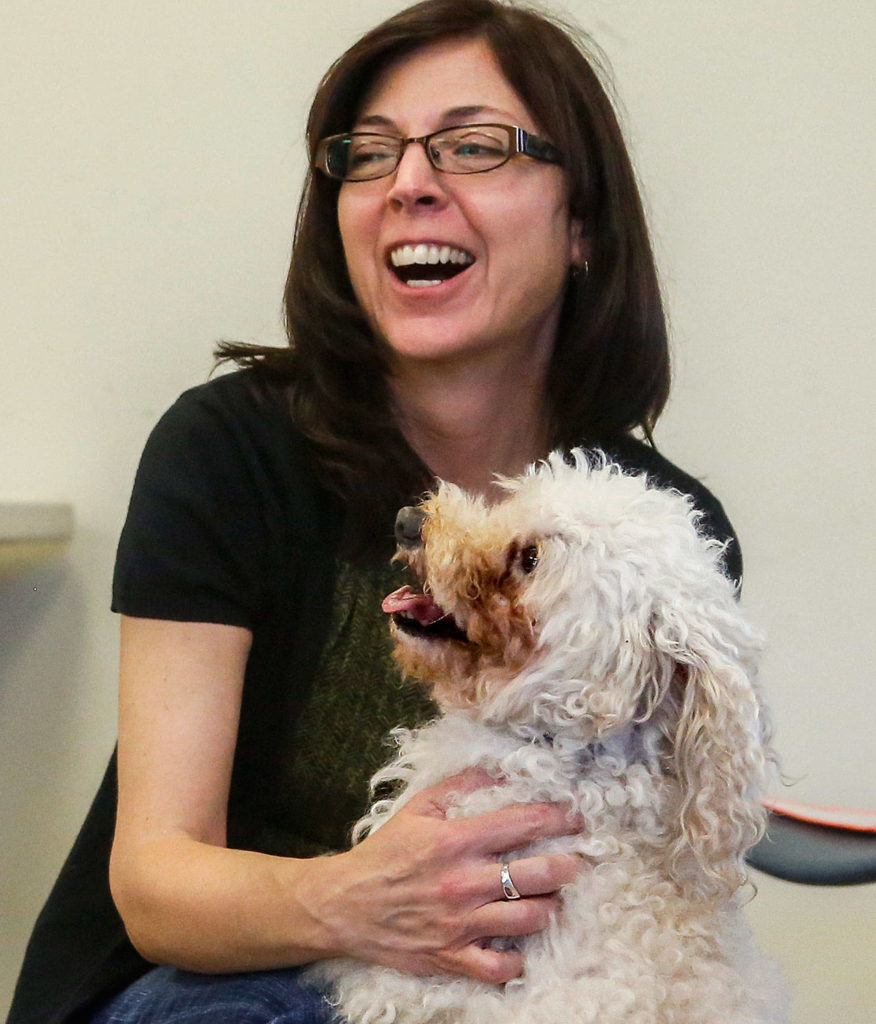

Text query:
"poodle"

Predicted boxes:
[[309, 450, 788, 1024]]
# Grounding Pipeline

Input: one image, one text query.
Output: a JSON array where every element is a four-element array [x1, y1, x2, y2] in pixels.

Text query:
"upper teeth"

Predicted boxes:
[[390, 244, 474, 268]]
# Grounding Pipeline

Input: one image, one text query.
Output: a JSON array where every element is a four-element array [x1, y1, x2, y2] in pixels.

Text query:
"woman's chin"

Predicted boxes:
[[380, 317, 494, 366]]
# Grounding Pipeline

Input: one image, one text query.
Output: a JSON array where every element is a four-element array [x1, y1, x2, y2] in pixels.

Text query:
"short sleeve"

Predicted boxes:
[[112, 378, 274, 627]]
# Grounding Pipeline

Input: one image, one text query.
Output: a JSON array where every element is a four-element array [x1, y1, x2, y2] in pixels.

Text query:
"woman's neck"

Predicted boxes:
[[389, 354, 552, 497]]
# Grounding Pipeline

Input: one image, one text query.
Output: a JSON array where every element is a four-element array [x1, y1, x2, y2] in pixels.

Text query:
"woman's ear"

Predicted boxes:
[[569, 217, 589, 269]]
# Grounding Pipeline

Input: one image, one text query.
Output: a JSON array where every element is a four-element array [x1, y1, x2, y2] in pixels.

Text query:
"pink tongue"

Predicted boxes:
[[382, 585, 448, 626]]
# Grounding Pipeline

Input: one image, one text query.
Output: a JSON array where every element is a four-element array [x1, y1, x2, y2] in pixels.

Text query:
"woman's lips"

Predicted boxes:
[[386, 242, 475, 287]]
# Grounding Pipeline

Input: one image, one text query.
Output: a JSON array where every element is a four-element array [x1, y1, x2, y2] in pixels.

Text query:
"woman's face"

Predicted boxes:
[[337, 37, 584, 372]]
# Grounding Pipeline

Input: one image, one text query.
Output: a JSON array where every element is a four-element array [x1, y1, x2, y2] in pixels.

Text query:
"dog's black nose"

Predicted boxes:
[[395, 505, 426, 549]]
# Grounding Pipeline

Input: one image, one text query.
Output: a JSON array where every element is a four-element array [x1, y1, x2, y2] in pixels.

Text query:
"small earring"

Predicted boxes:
[[570, 260, 589, 282]]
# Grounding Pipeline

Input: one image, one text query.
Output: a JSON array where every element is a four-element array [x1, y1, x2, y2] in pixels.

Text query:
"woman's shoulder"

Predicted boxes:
[[114, 367, 342, 625], [160, 366, 297, 436], [143, 368, 319, 486], [142, 367, 338, 525], [593, 434, 743, 585]]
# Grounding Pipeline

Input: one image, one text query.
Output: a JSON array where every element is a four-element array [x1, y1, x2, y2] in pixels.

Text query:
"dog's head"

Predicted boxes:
[[384, 450, 774, 888]]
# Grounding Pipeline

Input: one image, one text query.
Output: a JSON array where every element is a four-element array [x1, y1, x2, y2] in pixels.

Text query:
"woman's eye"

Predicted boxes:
[[350, 148, 392, 167], [455, 141, 489, 156], [520, 545, 539, 574], [454, 138, 502, 158]]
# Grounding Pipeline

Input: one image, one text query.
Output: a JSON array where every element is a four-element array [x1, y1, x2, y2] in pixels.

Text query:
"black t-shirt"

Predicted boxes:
[[7, 369, 741, 1023]]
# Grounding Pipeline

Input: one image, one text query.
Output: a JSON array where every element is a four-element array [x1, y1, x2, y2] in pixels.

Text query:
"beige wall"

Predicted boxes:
[[2, 1, 873, 1020]]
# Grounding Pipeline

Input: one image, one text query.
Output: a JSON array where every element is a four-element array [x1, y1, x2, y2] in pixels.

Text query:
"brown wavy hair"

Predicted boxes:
[[217, 0, 669, 553]]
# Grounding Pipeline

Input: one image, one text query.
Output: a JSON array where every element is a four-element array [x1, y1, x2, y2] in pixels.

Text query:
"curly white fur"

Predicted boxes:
[[309, 451, 788, 1024]]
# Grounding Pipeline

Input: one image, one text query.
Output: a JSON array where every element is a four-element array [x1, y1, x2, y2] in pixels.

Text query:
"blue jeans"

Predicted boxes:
[[91, 964, 342, 1023]]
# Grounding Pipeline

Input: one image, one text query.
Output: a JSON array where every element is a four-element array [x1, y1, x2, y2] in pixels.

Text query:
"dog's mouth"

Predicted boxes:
[[381, 584, 469, 642]]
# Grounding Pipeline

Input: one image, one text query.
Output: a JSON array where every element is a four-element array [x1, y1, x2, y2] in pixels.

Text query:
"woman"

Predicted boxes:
[[8, 2, 740, 1022]]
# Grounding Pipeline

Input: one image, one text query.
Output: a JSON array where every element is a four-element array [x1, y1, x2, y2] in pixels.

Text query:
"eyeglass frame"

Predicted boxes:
[[314, 123, 563, 182]]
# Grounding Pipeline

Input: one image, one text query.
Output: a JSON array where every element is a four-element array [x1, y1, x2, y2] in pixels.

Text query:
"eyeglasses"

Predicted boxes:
[[314, 123, 562, 182]]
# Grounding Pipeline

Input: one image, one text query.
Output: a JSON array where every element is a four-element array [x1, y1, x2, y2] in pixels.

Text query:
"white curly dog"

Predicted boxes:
[[310, 451, 788, 1024]]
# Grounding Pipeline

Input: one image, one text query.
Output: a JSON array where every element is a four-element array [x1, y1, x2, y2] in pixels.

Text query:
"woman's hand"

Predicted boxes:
[[299, 769, 581, 983], [111, 617, 578, 979]]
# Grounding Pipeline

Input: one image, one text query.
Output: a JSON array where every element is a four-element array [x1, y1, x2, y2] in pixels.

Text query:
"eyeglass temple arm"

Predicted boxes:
[[517, 127, 561, 165]]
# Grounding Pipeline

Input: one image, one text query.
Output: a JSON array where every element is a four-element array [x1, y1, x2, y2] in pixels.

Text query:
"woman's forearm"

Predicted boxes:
[[110, 834, 346, 973], [110, 774, 581, 981]]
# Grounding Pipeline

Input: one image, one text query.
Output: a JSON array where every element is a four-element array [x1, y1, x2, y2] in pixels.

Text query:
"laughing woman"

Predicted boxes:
[[9, 2, 739, 1022]]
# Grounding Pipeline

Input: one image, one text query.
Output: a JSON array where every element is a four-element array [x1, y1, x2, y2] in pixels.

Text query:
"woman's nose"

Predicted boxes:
[[386, 142, 448, 210]]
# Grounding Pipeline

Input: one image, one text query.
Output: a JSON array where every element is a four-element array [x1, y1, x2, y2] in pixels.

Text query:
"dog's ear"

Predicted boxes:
[[651, 592, 773, 895]]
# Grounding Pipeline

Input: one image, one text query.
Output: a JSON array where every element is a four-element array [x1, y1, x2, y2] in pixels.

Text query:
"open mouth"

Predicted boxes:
[[388, 243, 474, 288], [382, 584, 469, 642]]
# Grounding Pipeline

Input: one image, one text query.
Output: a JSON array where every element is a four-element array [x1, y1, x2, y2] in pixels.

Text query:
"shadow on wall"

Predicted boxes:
[[0, 561, 91, 1005]]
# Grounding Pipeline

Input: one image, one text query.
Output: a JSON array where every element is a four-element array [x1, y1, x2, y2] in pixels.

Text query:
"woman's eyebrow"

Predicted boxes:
[[354, 114, 398, 131], [352, 105, 514, 132], [441, 104, 507, 123]]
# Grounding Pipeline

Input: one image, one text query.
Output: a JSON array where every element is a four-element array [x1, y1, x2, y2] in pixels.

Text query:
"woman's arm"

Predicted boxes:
[[110, 615, 318, 971], [109, 615, 579, 982]]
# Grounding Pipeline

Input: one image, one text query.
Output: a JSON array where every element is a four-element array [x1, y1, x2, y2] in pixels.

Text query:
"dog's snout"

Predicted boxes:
[[395, 506, 426, 549]]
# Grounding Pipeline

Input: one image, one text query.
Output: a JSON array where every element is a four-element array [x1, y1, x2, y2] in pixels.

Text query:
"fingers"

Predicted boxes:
[[456, 801, 582, 857], [445, 945, 524, 985], [443, 862, 577, 984], [484, 853, 580, 901], [342, 776, 583, 986], [453, 854, 579, 905], [407, 767, 501, 819], [443, 889, 569, 983], [440, 855, 577, 957], [405, 772, 581, 858], [468, 893, 560, 942]]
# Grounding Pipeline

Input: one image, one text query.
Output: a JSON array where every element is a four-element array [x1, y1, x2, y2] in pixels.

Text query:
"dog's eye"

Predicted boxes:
[[519, 545, 539, 574]]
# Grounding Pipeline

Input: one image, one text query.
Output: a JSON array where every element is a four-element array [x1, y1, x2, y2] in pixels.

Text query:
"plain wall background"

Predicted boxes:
[[2, 1, 873, 1020]]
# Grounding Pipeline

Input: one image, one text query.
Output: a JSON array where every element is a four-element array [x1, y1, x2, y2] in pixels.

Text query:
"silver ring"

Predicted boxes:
[[500, 862, 522, 900]]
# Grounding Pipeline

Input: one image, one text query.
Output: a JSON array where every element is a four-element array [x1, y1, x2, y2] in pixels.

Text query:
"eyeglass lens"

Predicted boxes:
[[326, 125, 514, 181]]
